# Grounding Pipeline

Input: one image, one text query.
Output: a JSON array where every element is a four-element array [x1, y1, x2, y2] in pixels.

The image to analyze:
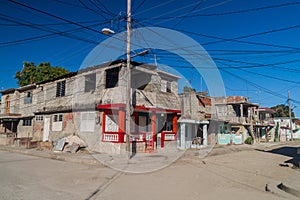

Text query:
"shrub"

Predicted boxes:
[[244, 137, 253, 145]]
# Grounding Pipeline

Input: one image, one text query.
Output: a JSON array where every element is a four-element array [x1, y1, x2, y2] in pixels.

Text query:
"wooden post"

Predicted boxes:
[[118, 109, 125, 143], [151, 112, 156, 149], [118, 109, 125, 133]]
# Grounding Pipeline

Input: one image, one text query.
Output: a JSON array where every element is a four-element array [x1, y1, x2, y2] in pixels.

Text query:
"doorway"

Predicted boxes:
[[43, 117, 50, 141]]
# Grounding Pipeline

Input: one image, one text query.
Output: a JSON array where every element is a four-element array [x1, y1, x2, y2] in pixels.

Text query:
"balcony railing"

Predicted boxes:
[[103, 133, 120, 142], [102, 131, 177, 143], [163, 132, 176, 141]]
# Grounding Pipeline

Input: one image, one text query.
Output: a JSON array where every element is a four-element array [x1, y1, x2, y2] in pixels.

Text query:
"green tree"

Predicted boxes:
[[183, 86, 196, 92], [271, 104, 295, 117], [15, 62, 70, 87]]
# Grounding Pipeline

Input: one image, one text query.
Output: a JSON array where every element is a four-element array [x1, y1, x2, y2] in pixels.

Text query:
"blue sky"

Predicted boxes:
[[1, 0, 300, 116]]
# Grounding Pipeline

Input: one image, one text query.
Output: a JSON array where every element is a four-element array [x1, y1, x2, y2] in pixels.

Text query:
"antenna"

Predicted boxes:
[[154, 54, 158, 66]]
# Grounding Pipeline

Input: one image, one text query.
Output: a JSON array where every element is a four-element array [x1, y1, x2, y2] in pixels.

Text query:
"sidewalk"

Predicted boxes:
[[0, 145, 103, 166], [0, 141, 300, 166], [0, 143, 186, 173], [0, 140, 299, 169]]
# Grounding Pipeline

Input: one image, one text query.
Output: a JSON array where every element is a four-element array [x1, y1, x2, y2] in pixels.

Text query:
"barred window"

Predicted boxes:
[[56, 81, 66, 97]]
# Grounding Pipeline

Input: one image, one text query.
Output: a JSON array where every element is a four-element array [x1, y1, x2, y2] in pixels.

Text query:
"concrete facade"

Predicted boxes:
[[213, 96, 260, 144], [0, 60, 181, 154], [273, 117, 298, 141], [178, 92, 212, 149]]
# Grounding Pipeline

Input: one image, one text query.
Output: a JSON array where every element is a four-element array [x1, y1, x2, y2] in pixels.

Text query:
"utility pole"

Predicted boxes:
[[125, 0, 132, 157], [288, 90, 293, 140]]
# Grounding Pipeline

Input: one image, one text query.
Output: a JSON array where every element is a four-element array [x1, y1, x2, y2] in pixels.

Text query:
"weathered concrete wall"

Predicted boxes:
[[33, 119, 43, 141], [180, 92, 202, 120], [0, 92, 20, 114], [48, 112, 76, 141], [75, 111, 102, 150], [31, 111, 102, 151], [17, 120, 33, 138]]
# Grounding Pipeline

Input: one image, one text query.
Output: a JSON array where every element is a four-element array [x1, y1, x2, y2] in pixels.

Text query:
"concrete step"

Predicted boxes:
[[266, 172, 300, 200]]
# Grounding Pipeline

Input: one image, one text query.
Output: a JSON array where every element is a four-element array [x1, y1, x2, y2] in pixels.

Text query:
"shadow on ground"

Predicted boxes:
[[256, 146, 300, 168]]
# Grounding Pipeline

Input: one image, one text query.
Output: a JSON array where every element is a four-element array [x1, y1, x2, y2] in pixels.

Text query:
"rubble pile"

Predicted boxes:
[[52, 135, 86, 153]]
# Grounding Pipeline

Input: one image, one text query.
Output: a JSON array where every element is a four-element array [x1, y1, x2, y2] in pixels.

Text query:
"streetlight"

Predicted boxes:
[[101, 28, 115, 35]]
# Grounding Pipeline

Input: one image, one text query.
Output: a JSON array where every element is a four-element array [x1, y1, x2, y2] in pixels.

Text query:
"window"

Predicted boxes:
[[162, 115, 173, 131], [52, 114, 63, 131], [85, 73, 96, 92], [166, 81, 172, 93], [80, 112, 95, 132], [5, 95, 10, 114], [138, 115, 151, 132], [23, 118, 32, 126], [36, 115, 43, 121], [105, 67, 120, 88], [105, 114, 119, 132], [24, 91, 32, 104], [53, 114, 63, 122], [56, 80, 66, 97]]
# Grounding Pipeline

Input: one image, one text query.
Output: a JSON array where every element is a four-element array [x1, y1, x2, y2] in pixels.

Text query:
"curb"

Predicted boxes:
[[267, 180, 300, 200], [277, 182, 300, 198]]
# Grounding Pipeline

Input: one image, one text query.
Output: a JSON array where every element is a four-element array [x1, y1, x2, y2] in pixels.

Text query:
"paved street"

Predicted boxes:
[[0, 151, 117, 200], [1, 142, 300, 200]]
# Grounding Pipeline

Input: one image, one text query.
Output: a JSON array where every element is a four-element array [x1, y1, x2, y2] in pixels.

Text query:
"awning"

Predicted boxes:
[[0, 114, 21, 120], [178, 119, 209, 124], [97, 103, 181, 114]]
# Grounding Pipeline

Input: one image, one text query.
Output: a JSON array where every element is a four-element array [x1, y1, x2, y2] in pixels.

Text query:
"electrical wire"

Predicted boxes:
[[0, 14, 101, 46], [94, 0, 117, 17], [140, 1, 300, 20], [220, 68, 300, 105], [0, 20, 106, 47], [216, 61, 300, 84], [172, 0, 205, 28], [132, 0, 147, 14], [52, 0, 115, 17], [137, 20, 300, 52], [78, 0, 109, 21], [0, 19, 107, 27], [141, 0, 232, 25]]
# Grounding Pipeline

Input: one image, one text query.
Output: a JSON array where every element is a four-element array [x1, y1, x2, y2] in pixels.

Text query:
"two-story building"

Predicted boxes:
[[0, 60, 181, 154], [213, 96, 259, 145], [256, 108, 276, 142], [177, 91, 213, 150]]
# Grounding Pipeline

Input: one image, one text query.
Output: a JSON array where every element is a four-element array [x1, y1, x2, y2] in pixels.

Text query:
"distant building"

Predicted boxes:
[[213, 96, 259, 145], [273, 117, 298, 141]]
